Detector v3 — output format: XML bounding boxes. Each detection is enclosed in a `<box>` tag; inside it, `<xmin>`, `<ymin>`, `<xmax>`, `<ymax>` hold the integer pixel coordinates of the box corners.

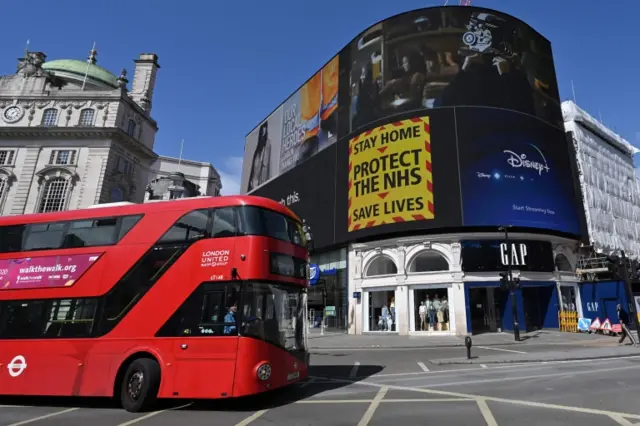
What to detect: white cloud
<box><xmin>217</xmin><ymin>156</ymin><xmax>243</xmax><ymax>195</ymax></box>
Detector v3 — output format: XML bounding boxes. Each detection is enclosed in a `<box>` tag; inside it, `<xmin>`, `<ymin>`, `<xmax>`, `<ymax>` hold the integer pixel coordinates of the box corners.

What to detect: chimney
<box><xmin>130</xmin><ymin>53</ymin><xmax>160</xmax><ymax>114</ymax></box>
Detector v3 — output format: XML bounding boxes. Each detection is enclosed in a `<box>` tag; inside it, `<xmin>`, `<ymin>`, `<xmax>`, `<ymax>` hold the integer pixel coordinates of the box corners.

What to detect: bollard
<box><xmin>465</xmin><ymin>336</ymin><xmax>473</xmax><ymax>360</ymax></box>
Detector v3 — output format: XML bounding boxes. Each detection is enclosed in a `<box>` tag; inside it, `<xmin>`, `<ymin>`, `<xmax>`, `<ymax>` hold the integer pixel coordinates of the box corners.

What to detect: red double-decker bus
<box><xmin>0</xmin><ymin>196</ymin><xmax>310</xmax><ymax>412</ymax></box>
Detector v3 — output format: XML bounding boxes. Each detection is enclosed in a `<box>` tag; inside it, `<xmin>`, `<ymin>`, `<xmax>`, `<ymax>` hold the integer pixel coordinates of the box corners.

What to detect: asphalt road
<box><xmin>1</xmin><ymin>345</ymin><xmax>639</xmax><ymax>426</ymax></box>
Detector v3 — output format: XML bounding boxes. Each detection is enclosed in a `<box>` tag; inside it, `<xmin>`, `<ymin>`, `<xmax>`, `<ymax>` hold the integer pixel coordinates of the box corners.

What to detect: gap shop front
<box><xmin>349</xmin><ymin>236</ymin><xmax>465</xmax><ymax>336</ymax></box>
<box><xmin>348</xmin><ymin>234</ymin><xmax>579</xmax><ymax>336</ymax></box>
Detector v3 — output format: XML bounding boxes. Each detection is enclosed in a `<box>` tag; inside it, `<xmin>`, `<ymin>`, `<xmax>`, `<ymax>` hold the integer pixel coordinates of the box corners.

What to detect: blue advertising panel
<box><xmin>457</xmin><ymin>108</ymin><xmax>581</xmax><ymax>235</ymax></box>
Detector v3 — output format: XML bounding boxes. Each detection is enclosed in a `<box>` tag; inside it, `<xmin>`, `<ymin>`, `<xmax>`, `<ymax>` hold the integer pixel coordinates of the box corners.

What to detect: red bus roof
<box><xmin>0</xmin><ymin>195</ymin><xmax>301</xmax><ymax>225</ymax></box>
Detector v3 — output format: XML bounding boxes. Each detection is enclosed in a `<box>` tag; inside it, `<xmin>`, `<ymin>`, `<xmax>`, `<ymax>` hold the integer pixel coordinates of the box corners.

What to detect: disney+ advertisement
<box><xmin>457</xmin><ymin>108</ymin><xmax>581</xmax><ymax>235</ymax></box>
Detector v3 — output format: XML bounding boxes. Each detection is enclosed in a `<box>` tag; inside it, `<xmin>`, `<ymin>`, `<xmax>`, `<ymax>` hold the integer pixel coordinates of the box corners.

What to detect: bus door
<box><xmin>171</xmin><ymin>282</ymin><xmax>240</xmax><ymax>399</ymax></box>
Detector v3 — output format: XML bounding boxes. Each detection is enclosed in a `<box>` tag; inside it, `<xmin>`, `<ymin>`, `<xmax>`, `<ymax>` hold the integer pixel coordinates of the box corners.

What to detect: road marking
<box><xmin>369</xmin><ymin>355</ymin><xmax>635</xmax><ymax>378</ymax></box>
<box><xmin>609</xmin><ymin>414</ymin><xmax>635</xmax><ymax>425</ymax></box>
<box><xmin>409</xmin><ymin>364</ymin><xmax>640</xmax><ymax>389</ymax></box>
<box><xmin>7</xmin><ymin>408</ymin><xmax>78</xmax><ymax>426</ymax></box>
<box><xmin>477</xmin><ymin>345</ymin><xmax>527</xmax><ymax>354</ymax></box>
<box><xmin>320</xmin><ymin>371</ymin><xmax>640</xmax><ymax>420</ymax></box>
<box><xmin>476</xmin><ymin>398</ymin><xmax>498</xmax><ymax>426</ymax></box>
<box><xmin>297</xmin><ymin>399</ymin><xmax>374</xmax><ymax>404</ymax></box>
<box><xmin>357</xmin><ymin>387</ymin><xmax>388</xmax><ymax>426</ymax></box>
<box><xmin>300</xmin><ymin>377</ymin><xmax>317</xmax><ymax>388</ymax></box>
<box><xmin>480</xmin><ymin>364</ymin><xmax>488</xmax><ymax>369</ymax></box>
<box><xmin>350</xmin><ymin>361</ymin><xmax>360</xmax><ymax>379</ymax></box>
<box><xmin>116</xmin><ymin>403</ymin><xmax>192</xmax><ymax>426</ymax></box>
<box><xmin>417</xmin><ymin>362</ymin><xmax>429</xmax><ymax>372</ymax></box>
<box><xmin>234</xmin><ymin>409</ymin><xmax>268</xmax><ymax>426</ymax></box>
<box><xmin>297</xmin><ymin>398</ymin><xmax>472</xmax><ymax>403</ymax></box>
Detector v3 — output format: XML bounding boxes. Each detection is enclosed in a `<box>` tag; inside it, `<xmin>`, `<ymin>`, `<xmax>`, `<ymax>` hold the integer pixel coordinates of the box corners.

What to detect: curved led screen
<box><xmin>246</xmin><ymin>6</ymin><xmax>586</xmax><ymax>250</ymax></box>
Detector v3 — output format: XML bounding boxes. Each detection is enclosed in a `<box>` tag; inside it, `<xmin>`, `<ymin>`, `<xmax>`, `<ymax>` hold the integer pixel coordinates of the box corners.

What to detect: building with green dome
<box><xmin>0</xmin><ymin>48</ymin><xmax>161</xmax><ymax>214</ymax></box>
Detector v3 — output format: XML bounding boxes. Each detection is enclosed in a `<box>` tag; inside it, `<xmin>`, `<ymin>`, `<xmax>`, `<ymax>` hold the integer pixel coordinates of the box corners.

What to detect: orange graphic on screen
<box><xmin>300</xmin><ymin>72</ymin><xmax>322</xmax><ymax>141</ymax></box>
<box><xmin>321</xmin><ymin>56</ymin><xmax>339</xmax><ymax>120</ymax></box>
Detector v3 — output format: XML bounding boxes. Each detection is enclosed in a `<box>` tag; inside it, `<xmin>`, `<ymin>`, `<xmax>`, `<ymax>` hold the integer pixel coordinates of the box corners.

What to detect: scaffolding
<box><xmin>576</xmin><ymin>252</ymin><xmax>610</xmax><ymax>282</ymax></box>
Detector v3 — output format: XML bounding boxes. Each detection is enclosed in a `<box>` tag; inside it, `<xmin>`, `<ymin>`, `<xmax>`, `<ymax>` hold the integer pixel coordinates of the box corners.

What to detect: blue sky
<box><xmin>1</xmin><ymin>0</ymin><xmax>637</xmax><ymax>194</ymax></box>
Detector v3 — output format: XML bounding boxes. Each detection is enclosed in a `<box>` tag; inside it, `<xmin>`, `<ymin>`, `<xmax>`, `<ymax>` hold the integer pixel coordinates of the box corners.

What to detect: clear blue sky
<box><xmin>1</xmin><ymin>0</ymin><xmax>638</xmax><ymax>194</ymax></box>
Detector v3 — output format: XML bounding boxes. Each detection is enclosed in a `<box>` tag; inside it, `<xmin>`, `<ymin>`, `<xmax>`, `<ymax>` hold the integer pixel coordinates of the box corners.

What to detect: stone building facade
<box><xmin>0</xmin><ymin>48</ymin><xmax>160</xmax><ymax>215</ymax></box>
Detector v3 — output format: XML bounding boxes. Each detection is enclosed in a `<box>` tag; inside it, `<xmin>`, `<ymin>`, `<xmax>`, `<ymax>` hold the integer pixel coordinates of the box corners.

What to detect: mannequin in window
<box><xmin>381</xmin><ymin>303</ymin><xmax>390</xmax><ymax>331</ymax></box>
<box><xmin>426</xmin><ymin>296</ymin><xmax>436</xmax><ymax>331</ymax></box>
<box><xmin>247</xmin><ymin>122</ymin><xmax>271</xmax><ymax>192</ymax></box>
<box><xmin>434</xmin><ymin>294</ymin><xmax>443</xmax><ymax>331</ymax></box>
<box><xmin>419</xmin><ymin>301</ymin><xmax>427</xmax><ymax>331</ymax></box>
<box><xmin>441</xmin><ymin>296</ymin><xmax>449</xmax><ymax>330</ymax></box>
<box><xmin>390</xmin><ymin>297</ymin><xmax>396</xmax><ymax>321</ymax></box>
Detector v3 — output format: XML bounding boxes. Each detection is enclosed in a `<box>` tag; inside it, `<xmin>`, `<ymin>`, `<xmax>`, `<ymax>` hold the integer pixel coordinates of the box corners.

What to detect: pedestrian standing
<box><xmin>617</xmin><ymin>304</ymin><xmax>638</xmax><ymax>346</ymax></box>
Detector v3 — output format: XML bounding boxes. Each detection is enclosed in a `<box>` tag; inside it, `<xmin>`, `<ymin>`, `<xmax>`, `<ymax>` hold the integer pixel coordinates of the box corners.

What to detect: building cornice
<box><xmin>0</xmin><ymin>91</ymin><xmax>159</xmax><ymax>130</ymax></box>
<box><xmin>0</xmin><ymin>126</ymin><xmax>158</xmax><ymax>160</ymax></box>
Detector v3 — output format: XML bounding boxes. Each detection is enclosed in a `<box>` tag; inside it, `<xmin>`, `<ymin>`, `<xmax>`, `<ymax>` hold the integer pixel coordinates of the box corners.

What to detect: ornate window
<box><xmin>0</xmin><ymin>178</ymin><xmax>7</xmax><ymax>212</ymax></box>
<box><xmin>0</xmin><ymin>150</ymin><xmax>15</xmax><ymax>166</ymax></box>
<box><xmin>38</xmin><ymin>177</ymin><xmax>71</xmax><ymax>213</ymax></box>
<box><xmin>365</xmin><ymin>255</ymin><xmax>398</xmax><ymax>277</ymax></box>
<box><xmin>127</xmin><ymin>119</ymin><xmax>136</xmax><ymax>137</ymax></box>
<box><xmin>49</xmin><ymin>150</ymin><xmax>77</xmax><ymax>165</ymax></box>
<box><xmin>555</xmin><ymin>253</ymin><xmax>573</xmax><ymax>272</ymax></box>
<box><xmin>110</xmin><ymin>187</ymin><xmax>125</xmax><ymax>202</ymax></box>
<box><xmin>408</xmin><ymin>250</ymin><xmax>449</xmax><ymax>273</ymax></box>
<box><xmin>41</xmin><ymin>108</ymin><xmax>58</xmax><ymax>126</ymax></box>
<box><xmin>78</xmin><ymin>109</ymin><xmax>95</xmax><ymax>126</ymax></box>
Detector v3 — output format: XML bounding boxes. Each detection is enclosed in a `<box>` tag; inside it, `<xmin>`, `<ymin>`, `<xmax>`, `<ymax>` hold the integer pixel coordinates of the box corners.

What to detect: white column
<box><xmin>396</xmin><ymin>285</ymin><xmax>409</xmax><ymax>335</ymax></box>
<box><xmin>451</xmin><ymin>282</ymin><xmax>467</xmax><ymax>336</ymax></box>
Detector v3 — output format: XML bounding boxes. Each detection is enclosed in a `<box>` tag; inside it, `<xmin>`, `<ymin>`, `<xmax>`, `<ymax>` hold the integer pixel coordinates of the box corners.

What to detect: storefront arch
<box><xmin>364</xmin><ymin>254</ymin><xmax>398</xmax><ymax>277</ymax></box>
<box><xmin>555</xmin><ymin>253</ymin><xmax>573</xmax><ymax>272</ymax></box>
<box><xmin>407</xmin><ymin>250</ymin><xmax>450</xmax><ymax>273</ymax></box>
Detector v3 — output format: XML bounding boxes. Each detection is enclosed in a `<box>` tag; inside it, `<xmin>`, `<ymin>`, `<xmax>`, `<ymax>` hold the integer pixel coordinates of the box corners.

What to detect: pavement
<box><xmin>308</xmin><ymin>328</ymin><xmax>639</xmax><ymax>350</ymax></box>
<box><xmin>1</xmin><ymin>331</ymin><xmax>640</xmax><ymax>425</ymax></box>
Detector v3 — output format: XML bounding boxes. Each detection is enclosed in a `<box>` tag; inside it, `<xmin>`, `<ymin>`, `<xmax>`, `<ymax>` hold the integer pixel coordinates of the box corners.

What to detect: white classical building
<box><xmin>563</xmin><ymin>101</ymin><xmax>640</xmax><ymax>258</ymax></box>
<box><xmin>0</xmin><ymin>48</ymin><xmax>160</xmax><ymax>215</ymax></box>
<box><xmin>145</xmin><ymin>155</ymin><xmax>221</xmax><ymax>201</ymax></box>
<box><xmin>348</xmin><ymin>232</ymin><xmax>580</xmax><ymax>336</ymax></box>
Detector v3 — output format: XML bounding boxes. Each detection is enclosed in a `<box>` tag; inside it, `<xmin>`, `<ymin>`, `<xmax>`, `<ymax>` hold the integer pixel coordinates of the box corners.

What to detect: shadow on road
<box><xmin>0</xmin><ymin>365</ymin><xmax>384</xmax><ymax>412</ymax></box>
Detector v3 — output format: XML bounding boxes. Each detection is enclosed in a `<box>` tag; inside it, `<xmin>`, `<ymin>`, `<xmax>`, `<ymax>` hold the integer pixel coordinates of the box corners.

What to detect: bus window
<box><xmin>43</xmin><ymin>299</ymin><xmax>98</xmax><ymax>338</ymax></box>
<box><xmin>64</xmin><ymin>218</ymin><xmax>118</xmax><ymax>248</ymax></box>
<box><xmin>0</xmin><ymin>300</ymin><xmax>46</xmax><ymax>339</ymax></box>
<box><xmin>159</xmin><ymin>209</ymin><xmax>210</xmax><ymax>243</ymax></box>
<box><xmin>155</xmin><ymin>283</ymin><xmax>240</xmax><ymax>337</ymax></box>
<box><xmin>236</xmin><ymin>206</ymin><xmax>305</xmax><ymax>247</ymax></box>
<box><xmin>241</xmin><ymin>282</ymin><xmax>306</xmax><ymax>351</ymax></box>
<box><xmin>0</xmin><ymin>225</ymin><xmax>26</xmax><ymax>253</ymax></box>
<box><xmin>211</xmin><ymin>208</ymin><xmax>237</xmax><ymax>238</ymax></box>
<box><xmin>23</xmin><ymin>222</ymin><xmax>66</xmax><ymax>251</ymax></box>
<box><xmin>118</xmin><ymin>215</ymin><xmax>142</xmax><ymax>240</ymax></box>
<box><xmin>97</xmin><ymin>244</ymin><xmax>186</xmax><ymax>335</ymax></box>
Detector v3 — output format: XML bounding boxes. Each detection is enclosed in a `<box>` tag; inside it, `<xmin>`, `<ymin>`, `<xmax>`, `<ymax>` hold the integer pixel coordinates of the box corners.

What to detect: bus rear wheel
<box><xmin>120</xmin><ymin>358</ymin><xmax>161</xmax><ymax>413</ymax></box>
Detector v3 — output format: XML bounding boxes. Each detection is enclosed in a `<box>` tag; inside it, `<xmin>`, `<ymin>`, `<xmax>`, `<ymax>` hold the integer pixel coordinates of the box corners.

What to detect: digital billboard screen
<box><xmin>242</xmin><ymin>6</ymin><xmax>585</xmax><ymax>248</ymax></box>
<box><xmin>251</xmin><ymin>144</ymin><xmax>338</xmax><ymax>250</ymax></box>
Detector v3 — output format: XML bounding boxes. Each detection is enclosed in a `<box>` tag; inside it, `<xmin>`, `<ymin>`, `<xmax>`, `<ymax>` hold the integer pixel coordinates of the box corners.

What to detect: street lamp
<box><xmin>498</xmin><ymin>225</ymin><xmax>520</xmax><ymax>342</ymax></box>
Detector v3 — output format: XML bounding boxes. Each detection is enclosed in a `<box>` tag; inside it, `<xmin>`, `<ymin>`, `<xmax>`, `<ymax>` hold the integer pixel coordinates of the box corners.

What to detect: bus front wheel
<box><xmin>120</xmin><ymin>358</ymin><xmax>161</xmax><ymax>413</ymax></box>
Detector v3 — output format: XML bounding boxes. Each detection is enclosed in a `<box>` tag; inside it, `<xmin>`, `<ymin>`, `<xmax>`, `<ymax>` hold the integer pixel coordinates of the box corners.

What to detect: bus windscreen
<box><xmin>0</xmin><ymin>253</ymin><xmax>102</xmax><ymax>290</ymax></box>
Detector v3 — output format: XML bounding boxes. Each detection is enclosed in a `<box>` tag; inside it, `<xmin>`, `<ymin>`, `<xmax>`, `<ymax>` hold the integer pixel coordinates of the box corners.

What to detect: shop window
<box><xmin>408</xmin><ymin>250</ymin><xmax>449</xmax><ymax>273</ymax></box>
<box><xmin>368</xmin><ymin>290</ymin><xmax>396</xmax><ymax>332</ymax></box>
<box><xmin>560</xmin><ymin>286</ymin><xmax>577</xmax><ymax>312</ymax></box>
<box><xmin>555</xmin><ymin>254</ymin><xmax>573</xmax><ymax>272</ymax></box>
<box><xmin>414</xmin><ymin>288</ymin><xmax>450</xmax><ymax>331</ymax></box>
<box><xmin>365</xmin><ymin>255</ymin><xmax>397</xmax><ymax>277</ymax></box>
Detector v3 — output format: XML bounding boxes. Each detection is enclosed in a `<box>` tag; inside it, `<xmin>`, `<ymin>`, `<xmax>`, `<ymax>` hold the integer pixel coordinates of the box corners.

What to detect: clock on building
<box><xmin>2</xmin><ymin>105</ymin><xmax>24</xmax><ymax>123</ymax></box>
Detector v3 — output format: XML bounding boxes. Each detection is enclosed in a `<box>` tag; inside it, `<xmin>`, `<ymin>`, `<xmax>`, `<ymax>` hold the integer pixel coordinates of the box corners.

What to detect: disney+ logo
<box><xmin>503</xmin><ymin>144</ymin><xmax>550</xmax><ymax>176</ymax></box>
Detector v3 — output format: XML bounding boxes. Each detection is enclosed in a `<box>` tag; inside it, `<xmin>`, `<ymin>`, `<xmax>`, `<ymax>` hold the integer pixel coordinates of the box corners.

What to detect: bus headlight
<box><xmin>256</xmin><ymin>363</ymin><xmax>272</xmax><ymax>381</ymax></box>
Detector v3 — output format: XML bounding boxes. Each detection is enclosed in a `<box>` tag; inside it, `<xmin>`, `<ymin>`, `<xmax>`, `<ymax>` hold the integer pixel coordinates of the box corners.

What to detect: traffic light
<box><xmin>499</xmin><ymin>271</ymin><xmax>509</xmax><ymax>291</ymax></box>
<box><xmin>512</xmin><ymin>276</ymin><xmax>521</xmax><ymax>289</ymax></box>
